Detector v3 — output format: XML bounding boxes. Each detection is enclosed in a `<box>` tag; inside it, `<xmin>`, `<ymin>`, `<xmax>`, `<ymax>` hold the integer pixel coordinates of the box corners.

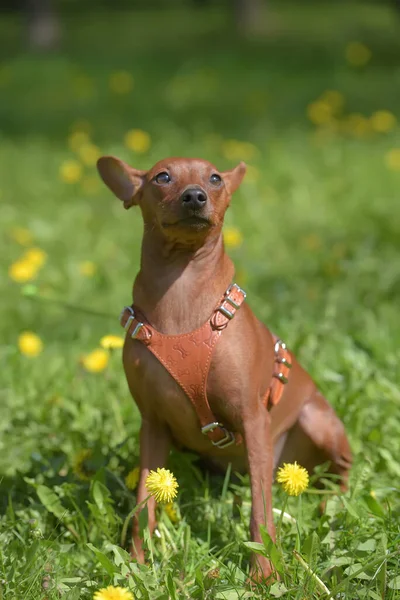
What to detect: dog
<box><xmin>96</xmin><ymin>155</ymin><xmax>352</xmax><ymax>581</ymax></box>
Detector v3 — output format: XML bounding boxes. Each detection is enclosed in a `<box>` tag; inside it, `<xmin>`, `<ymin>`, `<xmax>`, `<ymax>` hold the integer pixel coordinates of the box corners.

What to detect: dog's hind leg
<box><xmin>278</xmin><ymin>390</ymin><xmax>352</xmax><ymax>492</ymax></box>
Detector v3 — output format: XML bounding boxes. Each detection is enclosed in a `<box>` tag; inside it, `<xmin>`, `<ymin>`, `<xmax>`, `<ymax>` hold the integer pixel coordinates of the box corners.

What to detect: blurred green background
<box><xmin>1</xmin><ymin>1</ymin><xmax>400</xmax><ymax>597</ymax></box>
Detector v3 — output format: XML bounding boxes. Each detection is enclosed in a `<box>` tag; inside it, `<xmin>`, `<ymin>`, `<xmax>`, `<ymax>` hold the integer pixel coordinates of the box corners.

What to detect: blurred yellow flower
<box><xmin>24</xmin><ymin>247</ymin><xmax>47</xmax><ymax>268</ymax></box>
<box><xmin>307</xmin><ymin>101</ymin><xmax>334</xmax><ymax>125</ymax></box>
<box><xmin>125</xmin><ymin>466</ymin><xmax>140</xmax><ymax>490</ymax></box>
<box><xmin>221</xmin><ymin>139</ymin><xmax>259</xmax><ymax>162</ymax></box>
<box><xmin>78</xmin><ymin>143</ymin><xmax>101</xmax><ymax>166</ymax></box>
<box><xmin>81</xmin><ymin>176</ymin><xmax>101</xmax><ymax>195</ymax></box>
<box><xmin>9</xmin><ymin>260</ymin><xmax>38</xmax><ymax>283</ymax></box>
<box><xmin>93</xmin><ymin>586</ymin><xmax>134</xmax><ymax>600</ymax></box>
<box><xmin>163</xmin><ymin>502</ymin><xmax>179</xmax><ymax>523</ymax></box>
<box><xmin>320</xmin><ymin>90</ymin><xmax>345</xmax><ymax>112</ymax></box>
<box><xmin>385</xmin><ymin>148</ymin><xmax>400</xmax><ymax>171</ymax></box>
<box><xmin>68</xmin><ymin>130</ymin><xmax>90</xmax><ymax>152</ymax></box>
<box><xmin>145</xmin><ymin>468</ymin><xmax>178</xmax><ymax>504</ymax></box>
<box><xmin>277</xmin><ymin>461</ymin><xmax>309</xmax><ymax>496</ymax></box>
<box><xmin>301</xmin><ymin>233</ymin><xmax>322</xmax><ymax>251</ymax></box>
<box><xmin>79</xmin><ymin>261</ymin><xmax>97</xmax><ymax>276</ymax></box>
<box><xmin>370</xmin><ymin>110</ymin><xmax>397</xmax><ymax>133</ymax></box>
<box><xmin>224</xmin><ymin>226</ymin><xmax>243</xmax><ymax>249</ymax></box>
<box><xmin>124</xmin><ymin>129</ymin><xmax>151</xmax><ymax>153</ymax></box>
<box><xmin>81</xmin><ymin>348</ymin><xmax>109</xmax><ymax>373</ymax></box>
<box><xmin>18</xmin><ymin>331</ymin><xmax>43</xmax><ymax>358</ymax></box>
<box><xmin>345</xmin><ymin>42</ymin><xmax>371</xmax><ymax>67</ymax></box>
<box><xmin>100</xmin><ymin>334</ymin><xmax>124</xmax><ymax>350</ymax></box>
<box><xmin>341</xmin><ymin>113</ymin><xmax>370</xmax><ymax>137</ymax></box>
<box><xmin>59</xmin><ymin>160</ymin><xmax>83</xmax><ymax>184</ymax></box>
<box><xmin>72</xmin><ymin>448</ymin><xmax>93</xmax><ymax>481</ymax></box>
<box><xmin>9</xmin><ymin>227</ymin><xmax>33</xmax><ymax>246</ymax></box>
<box><xmin>109</xmin><ymin>70</ymin><xmax>134</xmax><ymax>94</ymax></box>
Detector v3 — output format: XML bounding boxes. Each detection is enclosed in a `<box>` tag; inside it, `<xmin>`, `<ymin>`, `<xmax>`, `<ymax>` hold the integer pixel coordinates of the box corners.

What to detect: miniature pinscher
<box><xmin>96</xmin><ymin>155</ymin><xmax>352</xmax><ymax>581</ymax></box>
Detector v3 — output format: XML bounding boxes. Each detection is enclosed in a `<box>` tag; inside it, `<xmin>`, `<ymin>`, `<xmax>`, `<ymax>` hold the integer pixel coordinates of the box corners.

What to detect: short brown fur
<box><xmin>97</xmin><ymin>155</ymin><xmax>352</xmax><ymax>581</ymax></box>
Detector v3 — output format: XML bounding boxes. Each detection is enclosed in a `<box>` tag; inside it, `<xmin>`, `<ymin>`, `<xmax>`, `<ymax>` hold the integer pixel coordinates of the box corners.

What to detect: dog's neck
<box><xmin>133</xmin><ymin>227</ymin><xmax>234</xmax><ymax>334</ymax></box>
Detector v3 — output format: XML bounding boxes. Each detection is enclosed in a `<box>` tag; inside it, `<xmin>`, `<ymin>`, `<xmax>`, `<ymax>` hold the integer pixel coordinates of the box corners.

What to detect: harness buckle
<box><xmin>201</xmin><ymin>422</ymin><xmax>235</xmax><ymax>449</ymax></box>
<box><xmin>122</xmin><ymin>306</ymin><xmax>135</xmax><ymax>331</ymax></box>
<box><xmin>216</xmin><ymin>283</ymin><xmax>247</xmax><ymax>320</ymax></box>
<box><xmin>131</xmin><ymin>322</ymin><xmax>145</xmax><ymax>339</ymax></box>
<box><xmin>226</xmin><ymin>283</ymin><xmax>247</xmax><ymax>304</ymax></box>
<box><xmin>121</xmin><ymin>306</ymin><xmax>146</xmax><ymax>339</ymax></box>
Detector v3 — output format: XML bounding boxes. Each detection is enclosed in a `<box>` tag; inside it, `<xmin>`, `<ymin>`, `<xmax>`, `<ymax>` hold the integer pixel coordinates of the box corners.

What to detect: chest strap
<box><xmin>120</xmin><ymin>283</ymin><xmax>291</xmax><ymax>449</ymax></box>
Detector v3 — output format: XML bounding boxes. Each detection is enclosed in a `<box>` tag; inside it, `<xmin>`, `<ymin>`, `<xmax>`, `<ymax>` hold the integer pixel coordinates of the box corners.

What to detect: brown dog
<box><xmin>96</xmin><ymin>155</ymin><xmax>352</xmax><ymax>580</ymax></box>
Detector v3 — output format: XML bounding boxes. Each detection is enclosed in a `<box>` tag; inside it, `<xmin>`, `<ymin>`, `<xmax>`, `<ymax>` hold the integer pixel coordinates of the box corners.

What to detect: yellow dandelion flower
<box><xmin>277</xmin><ymin>462</ymin><xmax>309</xmax><ymax>496</ymax></box>
<box><xmin>125</xmin><ymin>466</ymin><xmax>140</xmax><ymax>490</ymax></box>
<box><xmin>79</xmin><ymin>261</ymin><xmax>97</xmax><ymax>276</ymax></box>
<box><xmin>93</xmin><ymin>586</ymin><xmax>134</xmax><ymax>600</ymax></box>
<box><xmin>100</xmin><ymin>334</ymin><xmax>124</xmax><ymax>350</ymax></box>
<box><xmin>78</xmin><ymin>143</ymin><xmax>101</xmax><ymax>166</ymax></box>
<box><xmin>385</xmin><ymin>148</ymin><xmax>400</xmax><ymax>171</ymax></box>
<box><xmin>72</xmin><ymin>449</ymin><xmax>94</xmax><ymax>481</ymax></box>
<box><xmin>370</xmin><ymin>110</ymin><xmax>397</xmax><ymax>133</ymax></box>
<box><xmin>124</xmin><ymin>129</ymin><xmax>151</xmax><ymax>153</ymax></box>
<box><xmin>109</xmin><ymin>71</ymin><xmax>134</xmax><ymax>94</ymax></box>
<box><xmin>18</xmin><ymin>331</ymin><xmax>43</xmax><ymax>358</ymax></box>
<box><xmin>320</xmin><ymin>90</ymin><xmax>345</xmax><ymax>112</ymax></box>
<box><xmin>80</xmin><ymin>348</ymin><xmax>109</xmax><ymax>373</ymax></box>
<box><xmin>145</xmin><ymin>468</ymin><xmax>178</xmax><ymax>504</ymax></box>
<box><xmin>224</xmin><ymin>226</ymin><xmax>243</xmax><ymax>249</ymax></box>
<box><xmin>68</xmin><ymin>130</ymin><xmax>90</xmax><ymax>152</ymax></box>
<box><xmin>9</xmin><ymin>260</ymin><xmax>38</xmax><ymax>283</ymax></box>
<box><xmin>9</xmin><ymin>226</ymin><xmax>33</xmax><ymax>246</ymax></box>
<box><xmin>59</xmin><ymin>160</ymin><xmax>83</xmax><ymax>184</ymax></box>
<box><xmin>307</xmin><ymin>101</ymin><xmax>334</xmax><ymax>126</ymax></box>
<box><xmin>81</xmin><ymin>176</ymin><xmax>100</xmax><ymax>195</ymax></box>
<box><xmin>163</xmin><ymin>502</ymin><xmax>179</xmax><ymax>523</ymax></box>
<box><xmin>345</xmin><ymin>42</ymin><xmax>371</xmax><ymax>67</ymax></box>
<box><xmin>23</xmin><ymin>247</ymin><xmax>47</xmax><ymax>268</ymax></box>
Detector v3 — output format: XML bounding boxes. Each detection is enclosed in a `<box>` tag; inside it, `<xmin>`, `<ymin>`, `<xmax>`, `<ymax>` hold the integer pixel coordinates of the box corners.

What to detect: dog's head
<box><xmin>97</xmin><ymin>156</ymin><xmax>246</xmax><ymax>243</ymax></box>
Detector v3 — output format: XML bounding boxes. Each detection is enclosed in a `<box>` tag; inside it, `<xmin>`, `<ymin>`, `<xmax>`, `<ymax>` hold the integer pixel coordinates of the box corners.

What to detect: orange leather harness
<box><xmin>120</xmin><ymin>283</ymin><xmax>291</xmax><ymax>449</ymax></box>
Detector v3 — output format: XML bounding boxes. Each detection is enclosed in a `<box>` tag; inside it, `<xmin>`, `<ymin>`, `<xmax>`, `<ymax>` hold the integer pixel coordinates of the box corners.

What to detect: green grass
<box><xmin>1</xmin><ymin>1</ymin><xmax>400</xmax><ymax>598</ymax></box>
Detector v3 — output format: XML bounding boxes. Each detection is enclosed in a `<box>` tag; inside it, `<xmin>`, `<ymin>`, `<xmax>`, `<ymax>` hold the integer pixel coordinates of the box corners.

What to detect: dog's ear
<box><xmin>222</xmin><ymin>162</ymin><xmax>247</xmax><ymax>195</ymax></box>
<box><xmin>97</xmin><ymin>155</ymin><xmax>146</xmax><ymax>209</ymax></box>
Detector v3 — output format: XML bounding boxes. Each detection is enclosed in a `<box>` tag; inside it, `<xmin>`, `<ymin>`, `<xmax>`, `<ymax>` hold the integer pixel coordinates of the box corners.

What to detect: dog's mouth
<box><xmin>162</xmin><ymin>215</ymin><xmax>212</xmax><ymax>229</ymax></box>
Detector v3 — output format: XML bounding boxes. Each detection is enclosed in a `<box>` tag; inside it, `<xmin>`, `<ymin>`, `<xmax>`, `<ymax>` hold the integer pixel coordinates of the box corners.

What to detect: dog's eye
<box><xmin>155</xmin><ymin>172</ymin><xmax>171</xmax><ymax>184</ymax></box>
<box><xmin>210</xmin><ymin>173</ymin><xmax>222</xmax><ymax>186</ymax></box>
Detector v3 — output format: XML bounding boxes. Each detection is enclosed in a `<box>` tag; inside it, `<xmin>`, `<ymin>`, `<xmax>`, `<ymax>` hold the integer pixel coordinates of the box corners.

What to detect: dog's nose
<box><xmin>181</xmin><ymin>188</ymin><xmax>207</xmax><ymax>210</ymax></box>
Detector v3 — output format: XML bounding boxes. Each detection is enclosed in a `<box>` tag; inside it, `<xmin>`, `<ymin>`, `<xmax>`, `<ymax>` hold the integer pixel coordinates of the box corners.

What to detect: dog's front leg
<box><xmin>131</xmin><ymin>418</ymin><xmax>171</xmax><ymax>562</ymax></box>
<box><xmin>244</xmin><ymin>408</ymin><xmax>276</xmax><ymax>582</ymax></box>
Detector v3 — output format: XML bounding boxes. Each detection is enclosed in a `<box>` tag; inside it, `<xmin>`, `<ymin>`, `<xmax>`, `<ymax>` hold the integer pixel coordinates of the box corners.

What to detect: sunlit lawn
<box><xmin>1</xmin><ymin>2</ymin><xmax>400</xmax><ymax>598</ymax></box>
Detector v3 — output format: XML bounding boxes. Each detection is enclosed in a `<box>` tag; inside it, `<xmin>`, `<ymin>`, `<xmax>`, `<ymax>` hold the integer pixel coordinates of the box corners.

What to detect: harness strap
<box><xmin>262</xmin><ymin>337</ymin><xmax>292</xmax><ymax>408</ymax></box>
<box><xmin>120</xmin><ymin>284</ymin><xmax>291</xmax><ymax>450</ymax></box>
<box><xmin>120</xmin><ymin>284</ymin><xmax>246</xmax><ymax>448</ymax></box>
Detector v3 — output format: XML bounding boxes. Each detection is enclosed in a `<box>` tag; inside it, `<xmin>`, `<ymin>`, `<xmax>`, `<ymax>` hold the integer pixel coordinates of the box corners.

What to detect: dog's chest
<box><xmin>122</xmin><ymin>336</ymin><xmax>243</xmax><ymax>454</ymax></box>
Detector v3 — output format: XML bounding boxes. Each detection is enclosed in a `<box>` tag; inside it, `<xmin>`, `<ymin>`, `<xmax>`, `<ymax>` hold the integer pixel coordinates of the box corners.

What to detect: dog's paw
<box><xmin>247</xmin><ymin>557</ymin><xmax>279</xmax><ymax>586</ymax></box>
